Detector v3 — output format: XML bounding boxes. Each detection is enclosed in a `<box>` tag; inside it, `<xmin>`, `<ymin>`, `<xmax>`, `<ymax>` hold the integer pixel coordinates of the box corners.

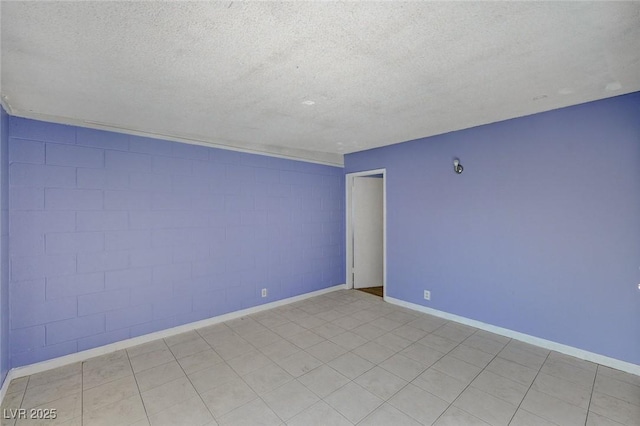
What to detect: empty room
<box><xmin>0</xmin><ymin>2</ymin><xmax>639</xmax><ymax>425</ymax></box>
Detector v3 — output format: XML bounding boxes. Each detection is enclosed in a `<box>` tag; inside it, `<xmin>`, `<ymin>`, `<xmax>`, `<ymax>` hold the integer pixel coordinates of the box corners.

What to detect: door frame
<box><xmin>346</xmin><ymin>168</ymin><xmax>387</xmax><ymax>300</ymax></box>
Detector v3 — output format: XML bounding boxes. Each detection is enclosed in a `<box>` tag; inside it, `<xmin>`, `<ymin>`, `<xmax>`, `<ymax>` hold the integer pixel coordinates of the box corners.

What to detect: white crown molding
<box><xmin>6</xmin><ymin>108</ymin><xmax>344</xmax><ymax>167</ymax></box>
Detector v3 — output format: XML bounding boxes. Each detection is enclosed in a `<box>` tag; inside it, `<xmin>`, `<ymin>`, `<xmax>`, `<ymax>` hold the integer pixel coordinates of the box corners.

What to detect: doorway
<box><xmin>346</xmin><ymin>169</ymin><xmax>386</xmax><ymax>299</ymax></box>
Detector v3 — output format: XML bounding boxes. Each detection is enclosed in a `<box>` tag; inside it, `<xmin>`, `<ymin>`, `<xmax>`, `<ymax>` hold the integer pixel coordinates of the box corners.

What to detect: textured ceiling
<box><xmin>2</xmin><ymin>2</ymin><xmax>639</xmax><ymax>165</ymax></box>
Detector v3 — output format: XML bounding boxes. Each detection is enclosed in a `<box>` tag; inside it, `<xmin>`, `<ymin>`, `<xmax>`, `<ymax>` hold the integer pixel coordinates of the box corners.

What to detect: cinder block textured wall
<box><xmin>8</xmin><ymin>117</ymin><xmax>345</xmax><ymax>367</ymax></box>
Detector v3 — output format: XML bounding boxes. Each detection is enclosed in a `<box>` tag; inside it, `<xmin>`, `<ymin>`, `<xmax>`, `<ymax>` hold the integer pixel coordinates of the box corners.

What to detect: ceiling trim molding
<box><xmin>7</xmin><ymin>108</ymin><xmax>345</xmax><ymax>167</ymax></box>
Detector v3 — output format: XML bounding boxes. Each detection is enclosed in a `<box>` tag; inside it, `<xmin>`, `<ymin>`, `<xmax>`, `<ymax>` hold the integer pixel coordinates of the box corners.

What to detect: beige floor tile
<box><xmin>295</xmin><ymin>314</ymin><xmax>326</xmax><ymax>330</ymax></box>
<box><xmin>83</xmin><ymin>394</ymin><xmax>147</xmax><ymax>426</ymax></box>
<box><xmin>177</xmin><ymin>349</ymin><xmax>223</xmax><ymax>375</ymax></box>
<box><xmin>351</xmin><ymin>324</ymin><xmax>386</xmax><ymax>341</ymax></box>
<box><xmin>497</xmin><ymin>345</ymin><xmax>547</xmax><ymax>370</ymax></box>
<box><xmin>390</xmin><ymin>325</ymin><xmax>428</xmax><ymax>342</ymax></box>
<box><xmin>82</xmin><ymin>350</ymin><xmax>128</xmax><ymax>371</ymax></box>
<box><xmin>590</xmin><ymin>391</ymin><xmax>640</xmax><ymax>426</ymax></box>
<box><xmin>21</xmin><ymin>374</ymin><xmax>81</xmax><ymax>409</ymax></box>
<box><xmin>305</xmin><ymin>341</ymin><xmax>347</xmax><ymax>363</ymax></box>
<box><xmin>5</xmin><ymin>377</ymin><xmax>29</xmax><ymax>396</ymax></box>
<box><xmin>148</xmin><ymin>395</ymin><xmax>214</xmax><ymax>426</ymax></box>
<box><xmin>275</xmin><ymin>350</ymin><xmax>322</xmax><ymax>378</ymax></box>
<box><xmin>83</xmin><ymin>375</ymin><xmax>139</xmax><ymax>413</ymax></box>
<box><xmin>272</xmin><ymin>322</ymin><xmax>307</xmax><ymax>338</ymax></box>
<box><xmin>521</xmin><ymin>388</ymin><xmax>587</xmax><ymax>426</ymax></box>
<box><xmin>241</xmin><ymin>363</ymin><xmax>293</xmax><ymax>395</ymax></box>
<box><xmin>83</xmin><ymin>355</ymin><xmax>133</xmax><ymax>390</ymax></box>
<box><xmin>359</xmin><ymin>403</ymin><xmax>421</xmax><ymax>426</ymax></box>
<box><xmin>140</xmin><ymin>376</ymin><xmax>198</xmax><ymax>415</ymax></box>
<box><xmin>586</xmin><ymin>411</ymin><xmax>627</xmax><ymax>426</ymax></box>
<box><xmin>594</xmin><ymin>373</ymin><xmax>640</xmax><ymax>407</ymax></box>
<box><xmin>286</xmin><ymin>330</ymin><xmax>324</xmax><ymax>349</ymax></box>
<box><xmin>327</xmin><ymin>352</ymin><xmax>374</xmax><ymax>380</ymax></box>
<box><xmin>453</xmin><ymin>386</ymin><xmax>518</xmax><ymax>426</ymax></box>
<box><xmin>310</xmin><ymin>322</ymin><xmax>346</xmax><ymax>339</ymax></box>
<box><xmin>449</xmin><ymin>344</ymin><xmax>495</xmax><ymax>368</ymax></box>
<box><xmin>226</xmin><ymin>350</ymin><xmax>271</xmax><ymax>376</ymax></box>
<box><xmin>330</xmin><ymin>315</ymin><xmax>368</xmax><ymax>331</ymax></box>
<box><xmin>485</xmin><ymin>357</ymin><xmax>537</xmax><ymax>387</ymax></box>
<box><xmin>354</xmin><ymin>366</ymin><xmax>408</xmax><ymax>400</ymax></box>
<box><xmin>413</xmin><ymin>367</ymin><xmax>468</xmax><ymax>403</ymax></box>
<box><xmin>374</xmin><ymin>333</ymin><xmax>412</xmax><ymax>352</ymax></box>
<box><xmin>433</xmin><ymin>406</ymin><xmax>491</xmax><ymax>426</ymax></box>
<box><xmin>27</xmin><ymin>364</ymin><xmax>81</xmax><ymax>389</ymax></box>
<box><xmin>540</xmin><ymin>356</ymin><xmax>596</xmax><ymax>388</ymax></box>
<box><xmin>462</xmin><ymin>334</ymin><xmax>507</xmax><ymax>355</ymax></box>
<box><xmin>262</xmin><ymin>380</ymin><xmax>319</xmax><ymax>421</ymax></box>
<box><xmin>547</xmin><ymin>351</ymin><xmax>597</xmax><ymax>372</ymax></box>
<box><xmin>388</xmin><ymin>383</ymin><xmax>448</xmax><ymax>425</ymax></box>
<box><xmin>259</xmin><ymin>340</ymin><xmax>301</xmax><ymax>361</ymax></box>
<box><xmin>418</xmin><ymin>334</ymin><xmax>459</xmax><ymax>353</ymax></box>
<box><xmin>431</xmin><ymin>354</ymin><xmax>481</xmax><ymax>384</ymax></box>
<box><xmin>352</xmin><ymin>341</ymin><xmax>396</xmax><ymax>364</ymax></box>
<box><xmin>199</xmin><ymin>378</ymin><xmax>257</xmax><ymax>418</ymax></box>
<box><xmin>369</xmin><ymin>317</ymin><xmax>403</xmax><ymax>332</ymax></box>
<box><xmin>127</xmin><ymin>340</ymin><xmax>168</xmax><ymax>359</ymax></box>
<box><xmin>379</xmin><ymin>354</ymin><xmax>426</xmax><ymax>381</ymax></box>
<box><xmin>408</xmin><ymin>316</ymin><xmax>447</xmax><ymax>334</ymax></box>
<box><xmin>217</xmin><ymin>399</ymin><xmax>281</xmax><ymax>426</ymax></box>
<box><xmin>597</xmin><ymin>366</ymin><xmax>640</xmax><ymax>388</ymax></box>
<box><xmin>134</xmin><ymin>360</ymin><xmax>186</xmax><ymax>392</ymax></box>
<box><xmin>17</xmin><ymin>393</ymin><xmax>81</xmax><ymax>426</ymax></box>
<box><xmin>329</xmin><ymin>331</ymin><xmax>368</xmax><ymax>351</ymax></box>
<box><xmin>167</xmin><ymin>337</ymin><xmax>211</xmax><ymax>359</ymax></box>
<box><xmin>401</xmin><ymin>342</ymin><xmax>445</xmax><ymax>367</ymax></box>
<box><xmin>164</xmin><ymin>330</ymin><xmax>202</xmax><ymax>347</ymax></box>
<box><xmin>188</xmin><ymin>362</ymin><xmax>239</xmax><ymax>395</ymax></box>
<box><xmin>129</xmin><ymin>348</ymin><xmax>176</xmax><ymax>374</ymax></box>
<box><xmin>286</xmin><ymin>401</ymin><xmax>352</xmax><ymax>426</ymax></box>
<box><xmin>211</xmin><ymin>338</ymin><xmax>254</xmax><ymax>361</ymax></box>
<box><xmin>470</xmin><ymin>369</ymin><xmax>529</xmax><ymax>406</ymax></box>
<box><xmin>532</xmin><ymin>371</ymin><xmax>592</xmax><ymax>408</ymax></box>
<box><xmin>243</xmin><ymin>329</ymin><xmax>283</xmax><ymax>348</ymax></box>
<box><xmin>510</xmin><ymin>409</ymin><xmax>558</xmax><ymax>426</ymax></box>
<box><xmin>432</xmin><ymin>323</ymin><xmax>476</xmax><ymax>342</ymax></box>
<box><xmin>297</xmin><ymin>365</ymin><xmax>350</xmax><ymax>398</ymax></box>
<box><xmin>325</xmin><ymin>382</ymin><xmax>383</xmax><ymax>424</ymax></box>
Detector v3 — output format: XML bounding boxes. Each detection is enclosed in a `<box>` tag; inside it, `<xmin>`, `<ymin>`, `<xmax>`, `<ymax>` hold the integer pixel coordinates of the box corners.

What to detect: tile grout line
<box><xmin>428</xmin><ymin>329</ymin><xmax>510</xmax><ymax>426</ymax></box>
<box><xmin>506</xmin><ymin>350</ymin><xmax>552</xmax><ymax>425</ymax></box>
<box><xmin>584</xmin><ymin>364</ymin><xmax>598</xmax><ymax>426</ymax></box>
<box><xmin>124</xmin><ymin>348</ymin><xmax>151</xmax><ymax>425</ymax></box>
<box><xmin>171</xmin><ymin>331</ymin><xmax>230</xmax><ymax>423</ymax></box>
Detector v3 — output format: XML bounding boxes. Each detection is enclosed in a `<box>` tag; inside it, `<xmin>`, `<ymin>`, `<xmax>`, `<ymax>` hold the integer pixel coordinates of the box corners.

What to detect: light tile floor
<box><xmin>2</xmin><ymin>290</ymin><xmax>639</xmax><ymax>425</ymax></box>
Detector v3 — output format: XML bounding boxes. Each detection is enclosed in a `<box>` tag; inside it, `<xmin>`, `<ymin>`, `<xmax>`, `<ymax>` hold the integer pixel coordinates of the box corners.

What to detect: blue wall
<box><xmin>1</xmin><ymin>106</ymin><xmax>9</xmax><ymax>385</ymax></box>
<box><xmin>345</xmin><ymin>92</ymin><xmax>640</xmax><ymax>365</ymax></box>
<box><xmin>8</xmin><ymin>117</ymin><xmax>345</xmax><ymax>367</ymax></box>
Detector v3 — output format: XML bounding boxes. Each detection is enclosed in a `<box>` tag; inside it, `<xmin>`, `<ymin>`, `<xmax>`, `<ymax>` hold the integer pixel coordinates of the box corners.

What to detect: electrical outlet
<box><xmin>261</xmin><ymin>288</ymin><xmax>268</xmax><ymax>298</ymax></box>
<box><xmin>424</xmin><ymin>290</ymin><xmax>431</xmax><ymax>301</ymax></box>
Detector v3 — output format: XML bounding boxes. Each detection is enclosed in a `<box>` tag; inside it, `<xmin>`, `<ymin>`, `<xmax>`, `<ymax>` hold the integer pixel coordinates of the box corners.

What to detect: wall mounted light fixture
<box><xmin>453</xmin><ymin>158</ymin><xmax>463</xmax><ymax>174</ymax></box>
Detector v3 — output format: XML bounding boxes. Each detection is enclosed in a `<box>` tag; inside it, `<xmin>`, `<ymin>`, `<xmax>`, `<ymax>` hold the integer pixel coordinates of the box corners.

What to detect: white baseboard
<box><xmin>385</xmin><ymin>296</ymin><xmax>640</xmax><ymax>377</ymax></box>
<box><xmin>0</xmin><ymin>283</ymin><xmax>347</xmax><ymax>402</ymax></box>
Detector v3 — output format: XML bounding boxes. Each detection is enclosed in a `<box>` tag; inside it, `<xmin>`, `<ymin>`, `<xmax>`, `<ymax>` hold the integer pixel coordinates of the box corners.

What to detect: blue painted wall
<box><xmin>345</xmin><ymin>92</ymin><xmax>640</xmax><ymax>365</ymax></box>
<box><xmin>1</xmin><ymin>106</ymin><xmax>9</xmax><ymax>385</ymax></box>
<box><xmin>8</xmin><ymin>117</ymin><xmax>345</xmax><ymax>367</ymax></box>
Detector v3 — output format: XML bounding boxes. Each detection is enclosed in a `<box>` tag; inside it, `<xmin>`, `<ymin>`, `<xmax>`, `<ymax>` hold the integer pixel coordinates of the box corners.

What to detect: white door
<box><xmin>352</xmin><ymin>176</ymin><xmax>383</xmax><ymax>289</ymax></box>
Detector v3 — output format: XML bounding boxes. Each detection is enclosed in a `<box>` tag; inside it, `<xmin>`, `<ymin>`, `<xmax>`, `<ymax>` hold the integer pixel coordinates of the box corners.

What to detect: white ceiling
<box><xmin>2</xmin><ymin>2</ymin><xmax>639</xmax><ymax>165</ymax></box>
